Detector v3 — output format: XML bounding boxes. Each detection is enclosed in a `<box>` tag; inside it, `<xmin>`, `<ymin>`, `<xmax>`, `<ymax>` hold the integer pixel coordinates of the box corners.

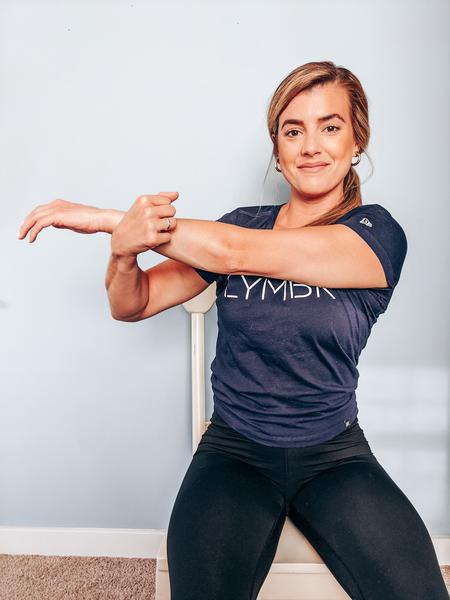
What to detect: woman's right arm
<box><xmin>105</xmin><ymin>192</ymin><xmax>211</xmax><ymax>321</ymax></box>
<box><xmin>19</xmin><ymin>193</ymin><xmax>210</xmax><ymax>321</ymax></box>
<box><xmin>106</xmin><ymin>192</ymin><xmax>210</xmax><ymax>321</ymax></box>
<box><xmin>105</xmin><ymin>255</ymin><xmax>209</xmax><ymax>321</ymax></box>
<box><xmin>105</xmin><ymin>254</ymin><xmax>149</xmax><ymax>321</ymax></box>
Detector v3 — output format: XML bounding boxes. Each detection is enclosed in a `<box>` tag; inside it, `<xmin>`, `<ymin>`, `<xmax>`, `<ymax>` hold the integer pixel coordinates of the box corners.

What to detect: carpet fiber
<box><xmin>1</xmin><ymin>554</ymin><xmax>449</xmax><ymax>599</ymax></box>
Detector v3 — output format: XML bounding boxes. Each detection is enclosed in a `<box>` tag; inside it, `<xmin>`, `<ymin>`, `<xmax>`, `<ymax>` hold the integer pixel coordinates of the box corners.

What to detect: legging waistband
<box><xmin>198</xmin><ymin>407</ymin><xmax>374</xmax><ymax>504</ymax></box>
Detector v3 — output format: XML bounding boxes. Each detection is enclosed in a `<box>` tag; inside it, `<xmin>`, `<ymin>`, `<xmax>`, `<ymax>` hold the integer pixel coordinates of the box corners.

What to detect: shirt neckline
<box><xmin>271</xmin><ymin>203</ymin><xmax>287</xmax><ymax>229</ymax></box>
<box><xmin>271</xmin><ymin>202</ymin><xmax>373</xmax><ymax>229</ymax></box>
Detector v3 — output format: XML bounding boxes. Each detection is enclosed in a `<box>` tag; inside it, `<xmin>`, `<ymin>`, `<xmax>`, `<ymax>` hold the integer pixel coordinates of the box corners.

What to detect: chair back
<box><xmin>182</xmin><ymin>281</ymin><xmax>217</xmax><ymax>454</ymax></box>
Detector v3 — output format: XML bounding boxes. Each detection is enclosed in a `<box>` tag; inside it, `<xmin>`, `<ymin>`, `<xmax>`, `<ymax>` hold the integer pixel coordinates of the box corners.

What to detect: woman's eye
<box><xmin>286</xmin><ymin>126</ymin><xmax>340</xmax><ymax>137</ymax></box>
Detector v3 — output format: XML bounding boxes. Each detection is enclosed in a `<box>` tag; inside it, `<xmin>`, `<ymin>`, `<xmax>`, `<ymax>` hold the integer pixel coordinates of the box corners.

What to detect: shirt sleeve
<box><xmin>192</xmin><ymin>208</ymin><xmax>239</xmax><ymax>284</ymax></box>
<box><xmin>338</xmin><ymin>204</ymin><xmax>408</xmax><ymax>289</ymax></box>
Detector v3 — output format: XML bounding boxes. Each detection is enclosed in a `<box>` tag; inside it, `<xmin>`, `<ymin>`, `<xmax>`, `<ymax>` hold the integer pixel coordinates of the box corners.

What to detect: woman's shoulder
<box><xmin>339</xmin><ymin>202</ymin><xmax>406</xmax><ymax>236</ymax></box>
<box><xmin>341</xmin><ymin>202</ymin><xmax>395</xmax><ymax>218</ymax></box>
<box><xmin>338</xmin><ymin>201</ymin><xmax>408</xmax><ymax>290</ymax></box>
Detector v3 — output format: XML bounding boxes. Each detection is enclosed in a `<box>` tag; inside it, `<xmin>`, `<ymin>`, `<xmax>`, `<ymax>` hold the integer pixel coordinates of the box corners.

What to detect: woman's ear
<box><xmin>271</xmin><ymin>133</ymin><xmax>278</xmax><ymax>156</ymax></box>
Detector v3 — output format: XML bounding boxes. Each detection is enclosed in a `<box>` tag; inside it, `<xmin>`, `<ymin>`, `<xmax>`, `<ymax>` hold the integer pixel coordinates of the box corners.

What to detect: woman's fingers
<box><xmin>27</xmin><ymin>214</ymin><xmax>57</xmax><ymax>243</ymax></box>
<box><xmin>18</xmin><ymin>199</ymin><xmax>106</xmax><ymax>241</ymax></box>
<box><xmin>18</xmin><ymin>200</ymin><xmax>61</xmax><ymax>240</ymax></box>
<box><xmin>156</xmin><ymin>215</ymin><xmax>176</xmax><ymax>233</ymax></box>
<box><xmin>18</xmin><ymin>212</ymin><xmax>43</xmax><ymax>240</ymax></box>
<box><xmin>19</xmin><ymin>204</ymin><xmax>59</xmax><ymax>241</ymax></box>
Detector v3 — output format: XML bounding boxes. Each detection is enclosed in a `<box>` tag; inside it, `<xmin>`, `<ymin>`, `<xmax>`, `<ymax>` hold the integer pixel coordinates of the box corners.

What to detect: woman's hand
<box><xmin>110</xmin><ymin>192</ymin><xmax>178</xmax><ymax>258</ymax></box>
<box><xmin>18</xmin><ymin>199</ymin><xmax>125</xmax><ymax>242</ymax></box>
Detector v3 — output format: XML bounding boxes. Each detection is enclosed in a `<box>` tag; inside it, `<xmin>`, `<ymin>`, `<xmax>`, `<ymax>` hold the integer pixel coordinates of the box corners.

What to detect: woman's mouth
<box><xmin>298</xmin><ymin>164</ymin><xmax>329</xmax><ymax>172</ymax></box>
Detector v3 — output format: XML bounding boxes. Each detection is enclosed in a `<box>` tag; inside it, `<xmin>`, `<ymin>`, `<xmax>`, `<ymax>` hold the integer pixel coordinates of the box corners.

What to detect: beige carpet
<box><xmin>1</xmin><ymin>554</ymin><xmax>449</xmax><ymax>599</ymax></box>
<box><xmin>0</xmin><ymin>555</ymin><xmax>156</xmax><ymax>600</ymax></box>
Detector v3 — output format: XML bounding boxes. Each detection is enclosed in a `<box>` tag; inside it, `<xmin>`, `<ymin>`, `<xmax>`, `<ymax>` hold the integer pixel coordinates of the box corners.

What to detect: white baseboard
<box><xmin>1</xmin><ymin>527</ymin><xmax>449</xmax><ymax>565</ymax></box>
<box><xmin>0</xmin><ymin>527</ymin><xmax>165</xmax><ymax>559</ymax></box>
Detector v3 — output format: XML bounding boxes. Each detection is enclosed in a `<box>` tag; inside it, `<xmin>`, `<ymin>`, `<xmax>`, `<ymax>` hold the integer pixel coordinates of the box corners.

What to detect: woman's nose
<box><xmin>300</xmin><ymin>132</ymin><xmax>321</xmax><ymax>155</ymax></box>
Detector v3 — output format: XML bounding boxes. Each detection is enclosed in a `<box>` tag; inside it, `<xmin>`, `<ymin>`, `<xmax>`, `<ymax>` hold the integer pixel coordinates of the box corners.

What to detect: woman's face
<box><xmin>273</xmin><ymin>82</ymin><xmax>359</xmax><ymax>201</ymax></box>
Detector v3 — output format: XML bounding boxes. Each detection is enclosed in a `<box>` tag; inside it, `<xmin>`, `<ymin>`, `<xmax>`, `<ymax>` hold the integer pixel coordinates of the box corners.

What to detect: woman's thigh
<box><xmin>167</xmin><ymin>448</ymin><xmax>287</xmax><ymax>600</ymax></box>
<box><xmin>288</xmin><ymin>454</ymin><xmax>449</xmax><ymax>600</ymax></box>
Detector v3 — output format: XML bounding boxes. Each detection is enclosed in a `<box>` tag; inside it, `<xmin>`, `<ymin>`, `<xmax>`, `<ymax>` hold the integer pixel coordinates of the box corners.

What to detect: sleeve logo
<box><xmin>359</xmin><ymin>217</ymin><xmax>372</xmax><ymax>227</ymax></box>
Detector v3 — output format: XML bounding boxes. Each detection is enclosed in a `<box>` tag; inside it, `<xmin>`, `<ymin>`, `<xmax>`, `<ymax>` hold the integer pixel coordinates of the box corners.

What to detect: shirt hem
<box><xmin>213</xmin><ymin>402</ymin><xmax>359</xmax><ymax>449</ymax></box>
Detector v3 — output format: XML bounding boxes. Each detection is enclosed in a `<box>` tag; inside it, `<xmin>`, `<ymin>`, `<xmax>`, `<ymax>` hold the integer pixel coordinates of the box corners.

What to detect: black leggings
<box><xmin>167</xmin><ymin>409</ymin><xmax>448</xmax><ymax>599</ymax></box>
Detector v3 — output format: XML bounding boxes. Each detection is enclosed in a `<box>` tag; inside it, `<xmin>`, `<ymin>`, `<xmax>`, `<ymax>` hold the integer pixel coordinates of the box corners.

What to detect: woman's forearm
<box><xmin>105</xmin><ymin>254</ymin><xmax>148</xmax><ymax>321</ymax></box>
<box><xmin>151</xmin><ymin>218</ymin><xmax>234</xmax><ymax>273</ymax></box>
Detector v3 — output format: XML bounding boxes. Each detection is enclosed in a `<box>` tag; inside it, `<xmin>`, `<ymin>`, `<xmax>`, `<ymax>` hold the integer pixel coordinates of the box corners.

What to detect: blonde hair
<box><xmin>266</xmin><ymin>60</ymin><xmax>373</xmax><ymax>226</ymax></box>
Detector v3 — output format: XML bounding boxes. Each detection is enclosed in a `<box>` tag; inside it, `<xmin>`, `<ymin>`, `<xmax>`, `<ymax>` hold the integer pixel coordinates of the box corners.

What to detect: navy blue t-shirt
<box><xmin>194</xmin><ymin>203</ymin><xmax>408</xmax><ymax>448</ymax></box>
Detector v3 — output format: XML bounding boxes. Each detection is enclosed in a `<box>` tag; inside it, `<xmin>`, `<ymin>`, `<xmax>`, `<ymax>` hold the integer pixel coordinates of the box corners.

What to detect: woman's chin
<box><xmin>294</xmin><ymin>185</ymin><xmax>331</xmax><ymax>198</ymax></box>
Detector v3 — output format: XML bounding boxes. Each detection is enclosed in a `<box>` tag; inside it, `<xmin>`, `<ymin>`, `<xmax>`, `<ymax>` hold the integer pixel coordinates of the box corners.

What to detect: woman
<box><xmin>18</xmin><ymin>61</ymin><xmax>449</xmax><ymax>599</ymax></box>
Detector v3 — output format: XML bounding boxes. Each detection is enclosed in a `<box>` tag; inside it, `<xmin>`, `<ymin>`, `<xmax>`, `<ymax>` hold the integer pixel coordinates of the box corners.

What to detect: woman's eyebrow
<box><xmin>281</xmin><ymin>113</ymin><xmax>346</xmax><ymax>129</ymax></box>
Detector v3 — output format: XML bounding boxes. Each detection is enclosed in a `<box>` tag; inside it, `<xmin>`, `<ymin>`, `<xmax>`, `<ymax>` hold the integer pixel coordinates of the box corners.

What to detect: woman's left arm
<box><xmin>153</xmin><ymin>220</ymin><xmax>389</xmax><ymax>289</ymax></box>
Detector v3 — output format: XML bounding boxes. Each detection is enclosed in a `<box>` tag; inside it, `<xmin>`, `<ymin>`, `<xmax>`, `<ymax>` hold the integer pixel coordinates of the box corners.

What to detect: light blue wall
<box><xmin>1</xmin><ymin>0</ymin><xmax>449</xmax><ymax>534</ymax></box>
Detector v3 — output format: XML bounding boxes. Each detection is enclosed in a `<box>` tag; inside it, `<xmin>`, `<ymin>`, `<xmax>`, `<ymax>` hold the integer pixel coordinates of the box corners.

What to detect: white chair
<box><xmin>155</xmin><ymin>282</ymin><xmax>351</xmax><ymax>600</ymax></box>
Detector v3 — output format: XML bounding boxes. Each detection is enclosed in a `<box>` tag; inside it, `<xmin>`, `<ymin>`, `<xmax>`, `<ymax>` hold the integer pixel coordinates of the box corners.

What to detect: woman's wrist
<box><xmin>110</xmin><ymin>252</ymin><xmax>139</xmax><ymax>271</ymax></box>
<box><xmin>101</xmin><ymin>209</ymin><xmax>125</xmax><ymax>234</ymax></box>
